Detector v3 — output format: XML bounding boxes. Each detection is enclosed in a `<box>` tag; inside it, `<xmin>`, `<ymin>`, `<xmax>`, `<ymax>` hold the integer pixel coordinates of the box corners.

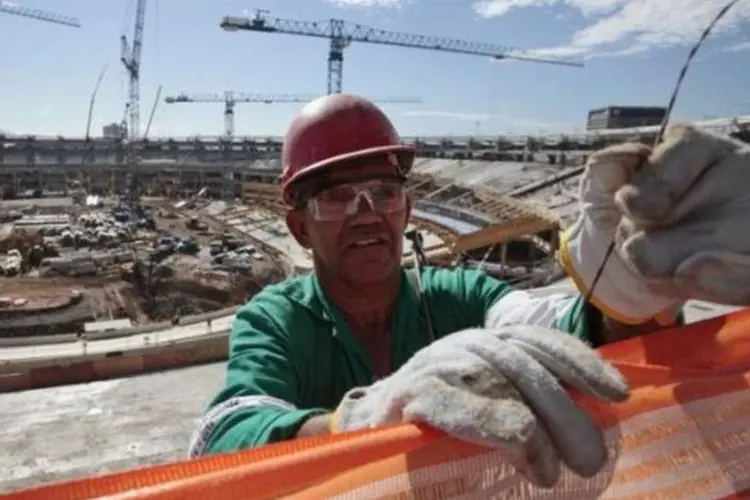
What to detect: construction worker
<box><xmin>189</xmin><ymin>94</ymin><xmax>750</xmax><ymax>487</ymax></box>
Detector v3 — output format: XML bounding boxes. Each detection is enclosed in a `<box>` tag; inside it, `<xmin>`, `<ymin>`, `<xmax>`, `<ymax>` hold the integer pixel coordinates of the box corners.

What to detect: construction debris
<box><xmin>0</xmin><ymin>197</ymin><xmax>286</xmax><ymax>337</ymax></box>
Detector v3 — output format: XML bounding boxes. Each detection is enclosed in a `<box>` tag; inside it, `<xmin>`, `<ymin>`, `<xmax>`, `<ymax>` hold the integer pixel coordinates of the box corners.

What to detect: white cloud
<box><xmin>400</xmin><ymin>109</ymin><xmax>578</xmax><ymax>132</ymax></box>
<box><xmin>473</xmin><ymin>0</ymin><xmax>750</xmax><ymax>59</ymax></box>
<box><xmin>473</xmin><ymin>0</ymin><xmax>554</xmax><ymax>18</ymax></box>
<box><xmin>401</xmin><ymin>110</ymin><xmax>498</xmax><ymax>122</ymax></box>
<box><xmin>724</xmin><ymin>39</ymin><xmax>750</xmax><ymax>52</ymax></box>
<box><xmin>473</xmin><ymin>0</ymin><xmax>625</xmax><ymax>18</ymax></box>
<box><xmin>326</xmin><ymin>0</ymin><xmax>405</xmax><ymax>7</ymax></box>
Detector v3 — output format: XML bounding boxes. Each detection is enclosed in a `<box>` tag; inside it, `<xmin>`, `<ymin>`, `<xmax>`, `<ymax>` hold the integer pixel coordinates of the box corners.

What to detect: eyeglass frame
<box><xmin>294</xmin><ymin>175</ymin><xmax>408</xmax><ymax>222</ymax></box>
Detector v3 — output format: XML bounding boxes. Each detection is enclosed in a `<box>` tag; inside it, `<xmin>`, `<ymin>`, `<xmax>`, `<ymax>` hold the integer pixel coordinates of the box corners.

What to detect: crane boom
<box><xmin>165</xmin><ymin>92</ymin><xmax>322</xmax><ymax>104</ymax></box>
<box><xmin>164</xmin><ymin>91</ymin><xmax>421</xmax><ymax>137</ymax></box>
<box><xmin>220</xmin><ymin>10</ymin><xmax>583</xmax><ymax>94</ymax></box>
<box><xmin>0</xmin><ymin>3</ymin><xmax>80</xmax><ymax>27</ymax></box>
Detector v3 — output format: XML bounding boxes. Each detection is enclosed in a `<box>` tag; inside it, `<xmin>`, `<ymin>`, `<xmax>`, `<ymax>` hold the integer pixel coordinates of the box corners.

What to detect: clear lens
<box><xmin>308</xmin><ymin>179</ymin><xmax>405</xmax><ymax>221</ymax></box>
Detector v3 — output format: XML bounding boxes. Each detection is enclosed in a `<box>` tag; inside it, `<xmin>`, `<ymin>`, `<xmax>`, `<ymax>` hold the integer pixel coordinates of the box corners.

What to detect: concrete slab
<box><xmin>0</xmin><ymin>198</ymin><xmax>73</xmax><ymax>209</ymax></box>
<box><xmin>0</xmin><ymin>363</ymin><xmax>224</xmax><ymax>492</ymax></box>
<box><xmin>414</xmin><ymin>159</ymin><xmax>566</xmax><ymax>195</ymax></box>
<box><xmin>0</xmin><ymin>314</ymin><xmax>234</xmax><ymax>363</ymax></box>
<box><xmin>237</xmin><ymin>220</ymin><xmax>312</xmax><ymax>271</ymax></box>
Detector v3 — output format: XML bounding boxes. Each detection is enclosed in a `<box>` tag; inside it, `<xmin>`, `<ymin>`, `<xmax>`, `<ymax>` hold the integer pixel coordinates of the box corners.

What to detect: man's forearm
<box><xmin>296</xmin><ymin>413</ymin><xmax>333</xmax><ymax>438</ymax></box>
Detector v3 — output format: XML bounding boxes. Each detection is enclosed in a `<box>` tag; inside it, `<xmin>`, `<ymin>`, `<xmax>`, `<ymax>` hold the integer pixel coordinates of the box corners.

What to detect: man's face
<box><xmin>286</xmin><ymin>161</ymin><xmax>410</xmax><ymax>286</ymax></box>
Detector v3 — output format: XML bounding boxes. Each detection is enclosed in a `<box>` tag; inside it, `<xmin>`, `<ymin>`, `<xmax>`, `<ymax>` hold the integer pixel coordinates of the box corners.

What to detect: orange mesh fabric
<box><xmin>6</xmin><ymin>309</ymin><xmax>750</xmax><ymax>500</ymax></box>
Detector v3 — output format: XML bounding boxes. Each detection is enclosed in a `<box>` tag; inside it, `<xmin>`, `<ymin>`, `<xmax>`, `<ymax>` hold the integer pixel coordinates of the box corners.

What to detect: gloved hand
<box><xmin>330</xmin><ymin>325</ymin><xmax>629</xmax><ymax>487</ymax></box>
<box><xmin>561</xmin><ymin>124</ymin><xmax>750</xmax><ymax>317</ymax></box>
<box><xmin>614</xmin><ymin>125</ymin><xmax>750</xmax><ymax>305</ymax></box>
<box><xmin>559</xmin><ymin>137</ymin><xmax>684</xmax><ymax>325</ymax></box>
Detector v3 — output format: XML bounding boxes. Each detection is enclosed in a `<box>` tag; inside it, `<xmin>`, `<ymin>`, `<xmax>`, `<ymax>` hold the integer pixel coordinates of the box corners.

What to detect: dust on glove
<box><xmin>559</xmin><ymin>142</ymin><xmax>683</xmax><ymax>324</ymax></box>
<box><xmin>614</xmin><ymin>125</ymin><xmax>750</xmax><ymax>305</ymax></box>
<box><xmin>331</xmin><ymin>325</ymin><xmax>629</xmax><ymax>488</ymax></box>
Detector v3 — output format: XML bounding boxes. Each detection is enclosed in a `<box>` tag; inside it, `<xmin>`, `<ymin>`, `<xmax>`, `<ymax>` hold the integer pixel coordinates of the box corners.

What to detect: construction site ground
<box><xmin>0</xmin><ymin>276</ymin><xmax>124</xmax><ymax>335</ymax></box>
<box><xmin>0</xmin><ymin>269</ymin><xmax>221</xmax><ymax>334</ymax></box>
<box><xmin>0</xmin><ymin>198</ymin><xmax>280</xmax><ymax>335</ymax></box>
<box><xmin>151</xmin><ymin>207</ymin><xmax>215</xmax><ymax>248</ymax></box>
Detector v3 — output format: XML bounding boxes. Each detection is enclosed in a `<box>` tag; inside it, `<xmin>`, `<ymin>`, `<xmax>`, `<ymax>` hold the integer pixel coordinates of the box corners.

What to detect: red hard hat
<box><xmin>280</xmin><ymin>94</ymin><xmax>416</xmax><ymax>205</ymax></box>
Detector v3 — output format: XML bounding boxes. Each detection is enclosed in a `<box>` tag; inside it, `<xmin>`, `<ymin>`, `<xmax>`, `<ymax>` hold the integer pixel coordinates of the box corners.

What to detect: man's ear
<box><xmin>286</xmin><ymin>209</ymin><xmax>311</xmax><ymax>248</ymax></box>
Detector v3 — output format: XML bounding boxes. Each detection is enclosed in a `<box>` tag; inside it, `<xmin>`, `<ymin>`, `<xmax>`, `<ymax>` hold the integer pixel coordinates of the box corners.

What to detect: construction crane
<box><xmin>121</xmin><ymin>0</ymin><xmax>146</xmax><ymax>140</ymax></box>
<box><xmin>220</xmin><ymin>9</ymin><xmax>583</xmax><ymax>95</ymax></box>
<box><xmin>164</xmin><ymin>92</ymin><xmax>422</xmax><ymax>138</ymax></box>
<box><xmin>120</xmin><ymin>0</ymin><xmax>146</xmax><ymax>203</ymax></box>
<box><xmin>0</xmin><ymin>3</ymin><xmax>80</xmax><ymax>27</ymax></box>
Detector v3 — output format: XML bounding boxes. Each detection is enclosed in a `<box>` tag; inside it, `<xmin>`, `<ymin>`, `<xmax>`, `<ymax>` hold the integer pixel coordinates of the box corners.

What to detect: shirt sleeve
<box><xmin>483</xmin><ymin>279</ymin><xmax>592</xmax><ymax>341</ymax></box>
<box><xmin>188</xmin><ymin>291</ymin><xmax>327</xmax><ymax>457</ymax></box>
<box><xmin>425</xmin><ymin>267</ymin><xmax>514</xmax><ymax>338</ymax></box>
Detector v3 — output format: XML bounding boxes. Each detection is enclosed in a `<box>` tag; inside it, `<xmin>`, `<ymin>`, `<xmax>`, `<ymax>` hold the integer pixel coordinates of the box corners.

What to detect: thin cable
<box><xmin>154</xmin><ymin>0</ymin><xmax>161</xmax><ymax>82</ymax></box>
<box><xmin>580</xmin><ymin>0</ymin><xmax>742</xmax><ymax>328</ymax></box>
<box><xmin>121</xmin><ymin>0</ymin><xmax>132</xmax><ymax>36</ymax></box>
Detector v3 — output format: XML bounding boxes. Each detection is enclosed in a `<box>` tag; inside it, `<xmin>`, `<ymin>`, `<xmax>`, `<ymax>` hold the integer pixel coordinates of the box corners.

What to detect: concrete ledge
<box><xmin>0</xmin><ymin>333</ymin><xmax>229</xmax><ymax>393</ymax></box>
<box><xmin>0</xmin><ymin>305</ymin><xmax>240</xmax><ymax>347</ymax></box>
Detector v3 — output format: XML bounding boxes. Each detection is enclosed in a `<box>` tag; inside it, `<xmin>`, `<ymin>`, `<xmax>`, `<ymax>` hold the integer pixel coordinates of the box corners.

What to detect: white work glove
<box><xmin>614</xmin><ymin>125</ymin><xmax>750</xmax><ymax>305</ymax></box>
<box><xmin>561</xmin><ymin>124</ymin><xmax>750</xmax><ymax>318</ymax></box>
<box><xmin>559</xmin><ymin>136</ymin><xmax>684</xmax><ymax>324</ymax></box>
<box><xmin>330</xmin><ymin>326</ymin><xmax>629</xmax><ymax>488</ymax></box>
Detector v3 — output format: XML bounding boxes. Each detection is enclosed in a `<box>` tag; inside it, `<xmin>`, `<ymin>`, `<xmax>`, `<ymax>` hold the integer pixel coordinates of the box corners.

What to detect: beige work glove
<box><xmin>559</xmin><ymin>139</ymin><xmax>684</xmax><ymax>325</ymax></box>
<box><xmin>330</xmin><ymin>325</ymin><xmax>629</xmax><ymax>488</ymax></box>
<box><xmin>614</xmin><ymin>125</ymin><xmax>750</xmax><ymax>305</ymax></box>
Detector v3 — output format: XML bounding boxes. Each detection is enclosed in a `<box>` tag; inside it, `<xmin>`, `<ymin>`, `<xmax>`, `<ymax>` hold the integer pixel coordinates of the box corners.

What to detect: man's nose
<box><xmin>351</xmin><ymin>190</ymin><xmax>377</xmax><ymax>214</ymax></box>
<box><xmin>348</xmin><ymin>191</ymin><xmax>380</xmax><ymax>222</ymax></box>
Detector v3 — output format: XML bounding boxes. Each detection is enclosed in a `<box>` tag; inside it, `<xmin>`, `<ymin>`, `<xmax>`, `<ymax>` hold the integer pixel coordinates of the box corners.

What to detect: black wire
<box><xmin>578</xmin><ymin>0</ymin><xmax>741</xmax><ymax>331</ymax></box>
<box><xmin>405</xmin><ymin>229</ymin><xmax>436</xmax><ymax>344</ymax></box>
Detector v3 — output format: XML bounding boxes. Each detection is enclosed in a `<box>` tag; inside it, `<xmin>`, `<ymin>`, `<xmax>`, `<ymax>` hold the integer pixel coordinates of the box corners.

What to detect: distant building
<box><xmin>586</xmin><ymin>106</ymin><xmax>667</xmax><ymax>131</ymax></box>
<box><xmin>102</xmin><ymin>122</ymin><xmax>126</xmax><ymax>139</ymax></box>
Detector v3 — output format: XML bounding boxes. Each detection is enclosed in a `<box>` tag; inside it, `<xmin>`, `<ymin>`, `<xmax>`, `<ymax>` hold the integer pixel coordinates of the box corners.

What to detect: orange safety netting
<box><xmin>6</xmin><ymin>308</ymin><xmax>750</xmax><ymax>500</ymax></box>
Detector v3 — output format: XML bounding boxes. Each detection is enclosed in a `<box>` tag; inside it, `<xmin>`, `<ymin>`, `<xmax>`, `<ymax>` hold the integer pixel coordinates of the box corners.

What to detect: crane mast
<box><xmin>164</xmin><ymin>92</ymin><xmax>421</xmax><ymax>138</ymax></box>
<box><xmin>120</xmin><ymin>0</ymin><xmax>147</xmax><ymax>203</ymax></box>
<box><xmin>0</xmin><ymin>3</ymin><xmax>80</xmax><ymax>27</ymax></box>
<box><xmin>121</xmin><ymin>0</ymin><xmax>146</xmax><ymax>140</ymax></box>
<box><xmin>220</xmin><ymin>10</ymin><xmax>583</xmax><ymax>94</ymax></box>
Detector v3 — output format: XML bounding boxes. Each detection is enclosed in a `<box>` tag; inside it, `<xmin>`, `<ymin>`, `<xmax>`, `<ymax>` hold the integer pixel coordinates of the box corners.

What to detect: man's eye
<box><xmin>321</xmin><ymin>187</ymin><xmax>352</xmax><ymax>201</ymax></box>
<box><xmin>373</xmin><ymin>185</ymin><xmax>399</xmax><ymax>198</ymax></box>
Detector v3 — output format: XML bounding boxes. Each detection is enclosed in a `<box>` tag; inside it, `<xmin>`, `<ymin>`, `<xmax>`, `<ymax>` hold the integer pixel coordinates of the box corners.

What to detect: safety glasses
<box><xmin>307</xmin><ymin>178</ymin><xmax>406</xmax><ymax>222</ymax></box>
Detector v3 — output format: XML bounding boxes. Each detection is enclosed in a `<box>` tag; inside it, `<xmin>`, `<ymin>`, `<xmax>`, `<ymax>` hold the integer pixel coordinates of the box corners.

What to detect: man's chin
<box><xmin>342</xmin><ymin>261</ymin><xmax>398</xmax><ymax>286</ymax></box>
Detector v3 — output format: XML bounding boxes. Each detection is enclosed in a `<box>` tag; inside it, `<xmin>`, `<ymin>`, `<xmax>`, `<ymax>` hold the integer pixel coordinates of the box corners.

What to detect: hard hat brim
<box><xmin>281</xmin><ymin>143</ymin><xmax>416</xmax><ymax>206</ymax></box>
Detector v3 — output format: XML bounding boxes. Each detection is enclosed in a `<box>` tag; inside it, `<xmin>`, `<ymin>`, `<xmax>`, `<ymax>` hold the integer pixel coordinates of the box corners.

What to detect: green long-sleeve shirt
<box><xmin>188</xmin><ymin>266</ymin><xmax>590</xmax><ymax>457</ymax></box>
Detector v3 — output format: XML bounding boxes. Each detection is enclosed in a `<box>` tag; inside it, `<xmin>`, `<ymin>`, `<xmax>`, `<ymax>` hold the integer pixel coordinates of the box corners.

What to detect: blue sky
<box><xmin>0</xmin><ymin>0</ymin><xmax>749</xmax><ymax>138</ymax></box>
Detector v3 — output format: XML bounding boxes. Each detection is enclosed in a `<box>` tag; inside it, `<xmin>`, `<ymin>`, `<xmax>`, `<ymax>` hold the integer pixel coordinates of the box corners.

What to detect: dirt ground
<box><xmin>0</xmin><ymin>199</ymin><xmax>284</xmax><ymax>334</ymax></box>
<box><xmin>150</xmin><ymin>207</ymin><xmax>216</xmax><ymax>247</ymax></box>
